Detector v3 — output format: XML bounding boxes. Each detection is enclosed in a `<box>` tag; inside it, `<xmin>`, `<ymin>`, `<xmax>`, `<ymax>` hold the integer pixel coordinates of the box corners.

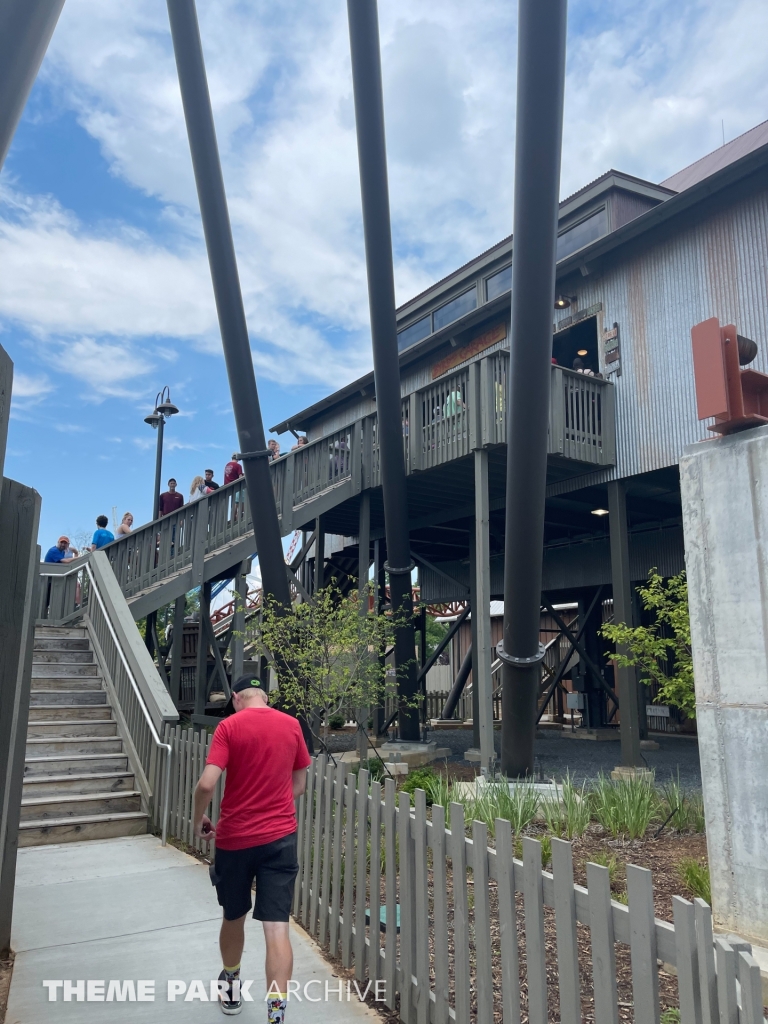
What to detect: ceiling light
<box><xmin>554</xmin><ymin>295</ymin><xmax>571</xmax><ymax>309</ymax></box>
<box><xmin>577</xmin><ymin>348</ymin><xmax>588</xmax><ymax>356</ymax></box>
<box><xmin>591</xmin><ymin>508</ymin><xmax>609</xmax><ymax>516</ymax></box>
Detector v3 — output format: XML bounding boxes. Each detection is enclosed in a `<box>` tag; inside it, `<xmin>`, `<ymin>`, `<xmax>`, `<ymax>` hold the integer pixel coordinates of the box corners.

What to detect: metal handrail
<box><xmin>39</xmin><ymin>556</ymin><xmax>173</xmax><ymax>845</ymax></box>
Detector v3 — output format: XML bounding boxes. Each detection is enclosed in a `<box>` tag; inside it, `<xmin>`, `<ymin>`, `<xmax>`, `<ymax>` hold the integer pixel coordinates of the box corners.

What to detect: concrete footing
<box><xmin>610</xmin><ymin>765</ymin><xmax>654</xmax><ymax>781</ymax></box>
<box><xmin>379</xmin><ymin>740</ymin><xmax>451</xmax><ymax>768</ymax></box>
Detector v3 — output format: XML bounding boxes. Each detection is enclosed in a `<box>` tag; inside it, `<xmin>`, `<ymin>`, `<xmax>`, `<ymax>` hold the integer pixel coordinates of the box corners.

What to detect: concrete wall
<box><xmin>680</xmin><ymin>424</ymin><xmax>768</xmax><ymax>944</ymax></box>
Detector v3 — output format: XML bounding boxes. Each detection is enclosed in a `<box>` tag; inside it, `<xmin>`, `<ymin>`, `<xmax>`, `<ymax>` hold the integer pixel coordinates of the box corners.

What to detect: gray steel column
<box><xmin>500</xmin><ymin>0</ymin><xmax>568</xmax><ymax>777</ymax></box>
<box><xmin>166</xmin><ymin>0</ymin><xmax>290</xmax><ymax>609</ymax></box>
<box><xmin>358</xmin><ymin>492</ymin><xmax>371</xmax><ymax>600</ymax></box>
<box><xmin>0</xmin><ymin>0</ymin><xmax>66</xmax><ymax>172</ymax></box>
<box><xmin>607</xmin><ymin>480</ymin><xmax>643</xmax><ymax>766</ymax></box>
<box><xmin>474</xmin><ymin>449</ymin><xmax>495</xmax><ymax>770</ymax></box>
<box><xmin>194</xmin><ymin>582</ymin><xmax>211</xmax><ymax>719</ymax></box>
<box><xmin>169</xmin><ymin>593</ymin><xmax>186</xmax><ymax>706</ymax></box>
<box><xmin>346</xmin><ymin>0</ymin><xmax>419</xmax><ymax>741</ymax></box>
<box><xmin>231</xmin><ymin>561</ymin><xmax>248</xmax><ymax>680</ymax></box>
<box><xmin>469</xmin><ymin>532</ymin><xmax>480</xmax><ymax>751</ymax></box>
<box><xmin>314</xmin><ymin>516</ymin><xmax>325</xmax><ymax>593</ymax></box>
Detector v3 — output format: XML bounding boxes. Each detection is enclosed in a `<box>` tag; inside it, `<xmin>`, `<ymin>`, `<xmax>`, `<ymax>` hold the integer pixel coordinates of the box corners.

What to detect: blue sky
<box><xmin>2</xmin><ymin>0</ymin><xmax>766</xmax><ymax>551</ymax></box>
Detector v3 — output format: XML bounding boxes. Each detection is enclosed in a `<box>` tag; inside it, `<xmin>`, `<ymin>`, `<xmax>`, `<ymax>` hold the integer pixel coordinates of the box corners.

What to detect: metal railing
<box><xmin>38</xmin><ymin>553</ymin><xmax>179</xmax><ymax>843</ymax></box>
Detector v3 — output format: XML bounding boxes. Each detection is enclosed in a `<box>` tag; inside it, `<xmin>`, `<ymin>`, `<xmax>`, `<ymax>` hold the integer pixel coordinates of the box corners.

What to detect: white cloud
<box><xmin>12</xmin><ymin>371</ymin><xmax>53</xmax><ymax>399</ymax></box>
<box><xmin>2</xmin><ymin>0</ymin><xmax>767</xmax><ymax>406</ymax></box>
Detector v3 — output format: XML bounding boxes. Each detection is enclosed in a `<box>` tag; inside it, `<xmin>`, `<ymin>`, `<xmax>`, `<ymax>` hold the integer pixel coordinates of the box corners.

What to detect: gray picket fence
<box><xmin>294</xmin><ymin>755</ymin><xmax>765</xmax><ymax>1024</ymax></box>
<box><xmin>158</xmin><ymin>738</ymin><xmax>764</xmax><ymax>1024</ymax></box>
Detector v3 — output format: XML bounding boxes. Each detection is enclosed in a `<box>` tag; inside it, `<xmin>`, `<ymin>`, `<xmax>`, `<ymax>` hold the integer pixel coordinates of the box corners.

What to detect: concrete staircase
<box><xmin>21</xmin><ymin>625</ymin><xmax>148</xmax><ymax>846</ymax></box>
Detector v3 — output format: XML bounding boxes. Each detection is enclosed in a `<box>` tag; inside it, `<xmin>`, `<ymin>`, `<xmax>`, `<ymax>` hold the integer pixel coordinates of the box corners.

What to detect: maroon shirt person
<box><xmin>158</xmin><ymin>478</ymin><xmax>184</xmax><ymax>516</ymax></box>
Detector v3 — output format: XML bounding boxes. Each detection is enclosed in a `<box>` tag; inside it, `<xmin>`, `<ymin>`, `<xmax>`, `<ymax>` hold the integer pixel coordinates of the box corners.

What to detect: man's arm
<box><xmin>292</xmin><ymin>768</ymin><xmax>307</xmax><ymax>800</ymax></box>
<box><xmin>193</xmin><ymin>763</ymin><xmax>223</xmax><ymax>839</ymax></box>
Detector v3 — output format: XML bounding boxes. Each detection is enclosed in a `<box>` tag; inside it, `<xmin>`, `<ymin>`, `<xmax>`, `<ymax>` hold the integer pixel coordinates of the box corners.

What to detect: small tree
<box><xmin>250</xmin><ymin>585</ymin><xmax>413</xmax><ymax>752</ymax></box>
<box><xmin>600</xmin><ymin>569</ymin><xmax>695</xmax><ymax>718</ymax></box>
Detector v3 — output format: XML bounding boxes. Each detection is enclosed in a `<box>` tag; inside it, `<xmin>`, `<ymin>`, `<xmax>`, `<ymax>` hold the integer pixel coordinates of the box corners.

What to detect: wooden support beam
<box><xmin>169</xmin><ymin>593</ymin><xmax>186</xmax><ymax>705</ymax></box>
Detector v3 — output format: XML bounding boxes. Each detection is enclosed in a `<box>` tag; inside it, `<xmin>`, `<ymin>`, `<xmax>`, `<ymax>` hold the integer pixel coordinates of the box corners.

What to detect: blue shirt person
<box><xmin>90</xmin><ymin>516</ymin><xmax>115</xmax><ymax>550</ymax></box>
<box><xmin>44</xmin><ymin>536</ymin><xmax>78</xmax><ymax>563</ymax></box>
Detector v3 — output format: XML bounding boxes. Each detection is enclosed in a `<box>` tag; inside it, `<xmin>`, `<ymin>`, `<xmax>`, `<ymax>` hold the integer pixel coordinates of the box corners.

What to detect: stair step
<box><xmin>28</xmin><ymin>705</ymin><xmax>112</xmax><ymax>721</ymax></box>
<box><xmin>23</xmin><ymin>771</ymin><xmax>136</xmax><ymax>797</ymax></box>
<box><xmin>26</xmin><ymin>736</ymin><xmax>123</xmax><ymax>757</ymax></box>
<box><xmin>32</xmin><ymin>663</ymin><xmax>98</xmax><ymax>678</ymax></box>
<box><xmin>20</xmin><ymin>791</ymin><xmax>142</xmax><ymax>821</ymax></box>
<box><xmin>30</xmin><ymin>690</ymin><xmax>106</xmax><ymax>706</ymax></box>
<box><xmin>27</xmin><ymin>720</ymin><xmax>118</xmax><ymax>738</ymax></box>
<box><xmin>33</xmin><ymin>650</ymin><xmax>94</xmax><ymax>664</ymax></box>
<box><xmin>18</xmin><ymin>811</ymin><xmax>148</xmax><ymax>847</ymax></box>
<box><xmin>34</xmin><ymin>637</ymin><xmax>90</xmax><ymax>651</ymax></box>
<box><xmin>24</xmin><ymin>753</ymin><xmax>129</xmax><ymax>776</ymax></box>
<box><xmin>31</xmin><ymin>676</ymin><xmax>103</xmax><ymax>691</ymax></box>
<box><xmin>35</xmin><ymin>626</ymin><xmax>87</xmax><ymax>639</ymax></box>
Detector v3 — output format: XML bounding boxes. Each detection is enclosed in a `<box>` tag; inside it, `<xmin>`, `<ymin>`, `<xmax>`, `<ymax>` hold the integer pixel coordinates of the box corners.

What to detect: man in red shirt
<box><xmin>158</xmin><ymin>478</ymin><xmax>184</xmax><ymax>516</ymax></box>
<box><xmin>194</xmin><ymin>676</ymin><xmax>310</xmax><ymax>1019</ymax></box>
<box><xmin>223</xmin><ymin>454</ymin><xmax>244</xmax><ymax>485</ymax></box>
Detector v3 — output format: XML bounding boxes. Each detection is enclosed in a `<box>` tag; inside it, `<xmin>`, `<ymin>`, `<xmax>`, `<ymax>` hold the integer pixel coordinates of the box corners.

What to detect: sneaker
<box><xmin>218</xmin><ymin>970</ymin><xmax>242</xmax><ymax>1016</ymax></box>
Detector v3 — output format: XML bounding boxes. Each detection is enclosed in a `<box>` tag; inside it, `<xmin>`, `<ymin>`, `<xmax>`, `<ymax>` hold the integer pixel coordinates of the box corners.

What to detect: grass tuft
<box><xmin>678</xmin><ymin>858</ymin><xmax>711</xmax><ymax>904</ymax></box>
<box><xmin>590</xmin><ymin>773</ymin><xmax>659</xmax><ymax>839</ymax></box>
<box><xmin>541</xmin><ymin>774</ymin><xmax>591</xmax><ymax>839</ymax></box>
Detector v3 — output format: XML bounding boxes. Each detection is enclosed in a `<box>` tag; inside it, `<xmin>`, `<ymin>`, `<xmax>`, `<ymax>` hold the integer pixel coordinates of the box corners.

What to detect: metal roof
<box><xmin>271</xmin><ymin>126</ymin><xmax>768</xmax><ymax>436</ymax></box>
<box><xmin>660</xmin><ymin>118</ymin><xmax>768</xmax><ymax>193</ymax></box>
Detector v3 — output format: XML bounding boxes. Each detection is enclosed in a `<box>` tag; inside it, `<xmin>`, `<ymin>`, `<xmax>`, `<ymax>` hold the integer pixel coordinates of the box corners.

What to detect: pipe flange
<box><xmin>496</xmin><ymin>640</ymin><xmax>546</xmax><ymax>668</ymax></box>
<box><xmin>383</xmin><ymin>560</ymin><xmax>416</xmax><ymax>576</ymax></box>
<box><xmin>236</xmin><ymin>450</ymin><xmax>271</xmax><ymax>460</ymax></box>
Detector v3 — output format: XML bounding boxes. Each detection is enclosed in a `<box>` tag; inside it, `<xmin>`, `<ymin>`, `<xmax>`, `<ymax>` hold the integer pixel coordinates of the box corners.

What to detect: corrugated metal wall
<box><xmin>578</xmin><ymin>186</ymin><xmax>768</xmax><ymax>480</ymax></box>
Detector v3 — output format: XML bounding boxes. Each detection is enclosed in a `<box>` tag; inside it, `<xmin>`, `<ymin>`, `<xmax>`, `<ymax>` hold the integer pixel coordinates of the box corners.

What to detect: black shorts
<box><xmin>210</xmin><ymin>833</ymin><xmax>299</xmax><ymax>922</ymax></box>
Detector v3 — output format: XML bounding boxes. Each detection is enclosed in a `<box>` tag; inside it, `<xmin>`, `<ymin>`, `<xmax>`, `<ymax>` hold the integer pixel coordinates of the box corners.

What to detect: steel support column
<box><xmin>469</xmin><ymin>532</ymin><xmax>480</xmax><ymax>751</ymax></box>
<box><xmin>358</xmin><ymin>492</ymin><xmax>371</xmax><ymax>600</ymax></box>
<box><xmin>169</xmin><ymin>593</ymin><xmax>186</xmax><ymax>705</ymax></box>
<box><xmin>231</xmin><ymin>561</ymin><xmax>248</xmax><ymax>680</ymax></box>
<box><xmin>500</xmin><ymin>0</ymin><xmax>568</xmax><ymax>777</ymax></box>
<box><xmin>314</xmin><ymin>516</ymin><xmax>325</xmax><ymax>593</ymax></box>
<box><xmin>607</xmin><ymin>480</ymin><xmax>643</xmax><ymax>766</ymax></box>
<box><xmin>346</xmin><ymin>0</ymin><xmax>419</xmax><ymax>741</ymax></box>
<box><xmin>474</xmin><ymin>448</ymin><xmax>495</xmax><ymax>770</ymax></box>
<box><xmin>194</xmin><ymin>582</ymin><xmax>212</xmax><ymax>720</ymax></box>
<box><xmin>0</xmin><ymin>0</ymin><xmax>66</xmax><ymax>172</ymax></box>
<box><xmin>166</xmin><ymin>0</ymin><xmax>289</xmax><ymax>611</ymax></box>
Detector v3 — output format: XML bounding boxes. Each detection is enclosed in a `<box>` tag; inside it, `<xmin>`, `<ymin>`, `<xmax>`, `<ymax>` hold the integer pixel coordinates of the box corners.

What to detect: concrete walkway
<box><xmin>7</xmin><ymin>835</ymin><xmax>378</xmax><ymax>1023</ymax></box>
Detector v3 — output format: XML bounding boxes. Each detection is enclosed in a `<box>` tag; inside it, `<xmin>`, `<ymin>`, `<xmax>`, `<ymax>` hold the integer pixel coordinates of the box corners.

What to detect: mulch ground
<box><xmin>0</xmin><ymin>952</ymin><xmax>14</xmax><ymax>1024</ymax></box>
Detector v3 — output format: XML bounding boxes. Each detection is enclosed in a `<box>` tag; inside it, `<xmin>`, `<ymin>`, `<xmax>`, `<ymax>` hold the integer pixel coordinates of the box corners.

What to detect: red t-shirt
<box><xmin>223</xmin><ymin>461</ymin><xmax>243</xmax><ymax>485</ymax></box>
<box><xmin>206</xmin><ymin>706</ymin><xmax>311</xmax><ymax>850</ymax></box>
<box><xmin>158</xmin><ymin>491</ymin><xmax>184</xmax><ymax>516</ymax></box>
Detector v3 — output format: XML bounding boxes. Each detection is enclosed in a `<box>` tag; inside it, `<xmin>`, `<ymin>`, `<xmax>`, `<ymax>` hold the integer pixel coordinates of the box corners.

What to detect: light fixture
<box><xmin>577</xmin><ymin>348</ymin><xmax>588</xmax><ymax>356</ymax></box>
<box><xmin>591</xmin><ymin>508</ymin><xmax>609</xmax><ymax>516</ymax></box>
<box><xmin>554</xmin><ymin>294</ymin><xmax>577</xmax><ymax>310</ymax></box>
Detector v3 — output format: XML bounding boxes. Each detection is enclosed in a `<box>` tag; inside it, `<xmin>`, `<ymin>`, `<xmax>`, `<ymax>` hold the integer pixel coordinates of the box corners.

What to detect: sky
<box><xmin>2</xmin><ymin>0</ymin><xmax>767</xmax><ymax>552</ymax></box>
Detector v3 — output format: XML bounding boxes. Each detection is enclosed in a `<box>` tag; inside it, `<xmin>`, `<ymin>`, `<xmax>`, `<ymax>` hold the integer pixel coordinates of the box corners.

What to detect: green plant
<box><xmin>328</xmin><ymin>713</ymin><xmax>346</xmax><ymax>730</ymax></box>
<box><xmin>678</xmin><ymin>859</ymin><xmax>711</xmax><ymax>904</ymax></box>
<box><xmin>590</xmin><ymin>774</ymin><xmax>659</xmax><ymax>839</ymax></box>
<box><xmin>541</xmin><ymin>775</ymin><xmax>591</xmax><ymax>839</ymax></box>
<box><xmin>487</xmin><ymin>781</ymin><xmax>541</xmax><ymax>836</ymax></box>
<box><xmin>601</xmin><ymin>569</ymin><xmax>694</xmax><ymax>719</ymax></box>
<box><xmin>589</xmin><ymin>850</ymin><xmax>620</xmax><ymax>887</ymax></box>
<box><xmin>659</xmin><ymin>775</ymin><xmax>706</xmax><ymax>833</ymax></box>
<box><xmin>660</xmin><ymin>1008</ymin><xmax>681</xmax><ymax>1024</ymax></box>
<box><xmin>250</xmin><ymin>584</ymin><xmax>411</xmax><ymax>750</ymax></box>
<box><xmin>349</xmin><ymin>758</ymin><xmax>387</xmax><ymax>783</ymax></box>
<box><xmin>401</xmin><ymin>766</ymin><xmax>443</xmax><ymax>806</ymax></box>
<box><xmin>614</xmin><ymin>890</ymin><xmax>629</xmax><ymax>905</ymax></box>
<box><xmin>540</xmin><ymin>835</ymin><xmax>552</xmax><ymax>870</ymax></box>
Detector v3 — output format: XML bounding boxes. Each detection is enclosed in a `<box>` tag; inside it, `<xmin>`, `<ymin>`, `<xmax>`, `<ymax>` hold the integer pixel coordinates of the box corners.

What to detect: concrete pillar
<box><xmin>607</xmin><ymin>480</ymin><xmax>643</xmax><ymax>767</ymax></box>
<box><xmin>474</xmin><ymin>448</ymin><xmax>495</xmax><ymax>771</ymax></box>
<box><xmin>680</xmin><ymin>424</ymin><xmax>768</xmax><ymax>945</ymax></box>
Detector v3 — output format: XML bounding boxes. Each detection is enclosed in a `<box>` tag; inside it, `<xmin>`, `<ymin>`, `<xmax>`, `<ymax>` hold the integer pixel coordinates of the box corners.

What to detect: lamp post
<box><xmin>144</xmin><ymin>386</ymin><xmax>179</xmax><ymax>521</ymax></box>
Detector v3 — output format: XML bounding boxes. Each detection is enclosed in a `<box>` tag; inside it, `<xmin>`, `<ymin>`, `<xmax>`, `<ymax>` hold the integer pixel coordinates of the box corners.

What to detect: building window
<box><xmin>485</xmin><ymin>264</ymin><xmax>512</xmax><ymax>301</ymax></box>
<box><xmin>397</xmin><ymin>315</ymin><xmax>431</xmax><ymax>352</ymax></box>
<box><xmin>433</xmin><ymin>287</ymin><xmax>478</xmax><ymax>332</ymax></box>
<box><xmin>556</xmin><ymin>207</ymin><xmax>608</xmax><ymax>262</ymax></box>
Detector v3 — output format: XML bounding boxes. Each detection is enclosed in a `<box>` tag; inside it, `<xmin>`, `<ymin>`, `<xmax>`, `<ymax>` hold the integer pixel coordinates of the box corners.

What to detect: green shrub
<box><xmin>590</xmin><ymin>774</ymin><xmax>659</xmax><ymax>839</ymax></box>
<box><xmin>679</xmin><ymin>859</ymin><xmax>711</xmax><ymax>904</ymax></box>
<box><xmin>328</xmin><ymin>714</ymin><xmax>346</xmax><ymax>730</ymax></box>
<box><xmin>660</xmin><ymin>1009</ymin><xmax>681</xmax><ymax>1024</ymax></box>
<box><xmin>541</xmin><ymin>775</ymin><xmax>591</xmax><ymax>839</ymax></box>
<box><xmin>401</xmin><ymin>766</ymin><xmax>441</xmax><ymax>805</ymax></box>
<box><xmin>540</xmin><ymin>835</ymin><xmax>552</xmax><ymax>870</ymax></box>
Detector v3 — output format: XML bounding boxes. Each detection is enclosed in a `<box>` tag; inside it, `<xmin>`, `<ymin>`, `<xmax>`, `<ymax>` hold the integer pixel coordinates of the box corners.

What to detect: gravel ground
<box><xmin>323</xmin><ymin>727</ymin><xmax>702</xmax><ymax>790</ymax></box>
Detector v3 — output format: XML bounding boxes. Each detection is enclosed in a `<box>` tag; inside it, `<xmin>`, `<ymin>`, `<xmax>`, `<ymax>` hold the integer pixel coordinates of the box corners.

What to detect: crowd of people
<box><xmin>43</xmin><ymin>440</ymin><xmax>312</xmax><ymax>563</ymax></box>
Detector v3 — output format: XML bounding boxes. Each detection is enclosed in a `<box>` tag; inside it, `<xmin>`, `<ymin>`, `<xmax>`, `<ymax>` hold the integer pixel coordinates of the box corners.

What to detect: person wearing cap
<box><xmin>44</xmin><ymin>536</ymin><xmax>79</xmax><ymax>563</ymax></box>
<box><xmin>192</xmin><ymin>675</ymin><xmax>311</xmax><ymax>1019</ymax></box>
